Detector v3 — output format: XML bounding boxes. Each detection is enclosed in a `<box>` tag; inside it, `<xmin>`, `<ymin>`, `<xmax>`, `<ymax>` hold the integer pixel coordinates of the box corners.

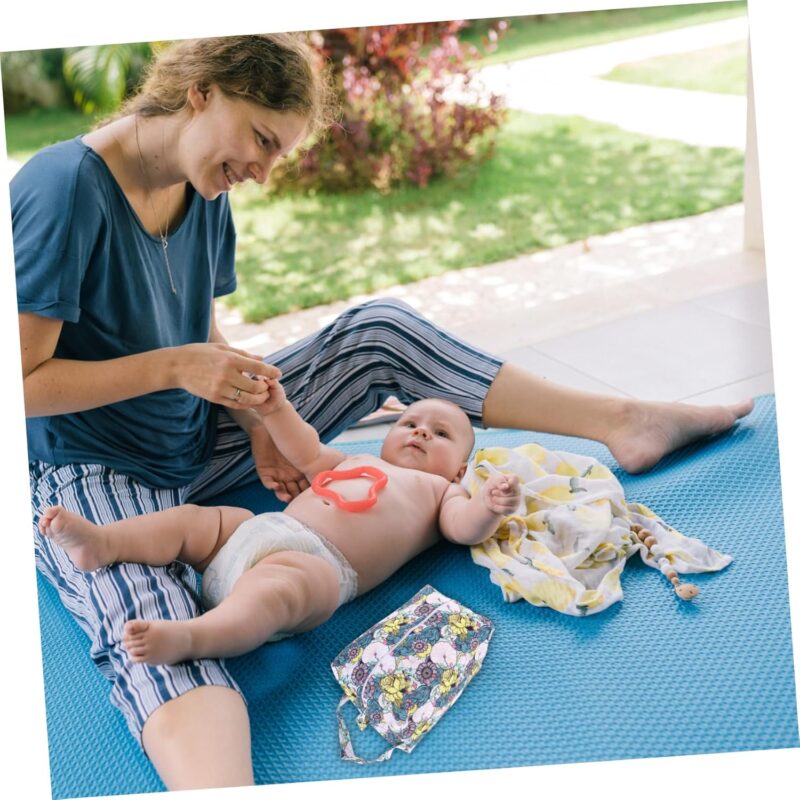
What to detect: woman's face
<box><xmin>181</xmin><ymin>83</ymin><xmax>308</xmax><ymax>199</ymax></box>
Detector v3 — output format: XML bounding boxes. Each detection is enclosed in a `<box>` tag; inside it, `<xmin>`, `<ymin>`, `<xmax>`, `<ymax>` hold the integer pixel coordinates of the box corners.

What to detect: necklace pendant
<box><xmin>160</xmin><ymin>236</ymin><xmax>178</xmax><ymax>296</ymax></box>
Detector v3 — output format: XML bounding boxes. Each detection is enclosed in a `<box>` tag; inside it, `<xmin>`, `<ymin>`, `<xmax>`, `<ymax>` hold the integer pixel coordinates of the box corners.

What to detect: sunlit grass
<box><xmin>4</xmin><ymin>107</ymin><xmax>98</xmax><ymax>161</ymax></box>
<box><xmin>228</xmin><ymin>111</ymin><xmax>743</xmax><ymax>321</ymax></box>
<box><xmin>603</xmin><ymin>40</ymin><xmax>747</xmax><ymax>95</ymax></box>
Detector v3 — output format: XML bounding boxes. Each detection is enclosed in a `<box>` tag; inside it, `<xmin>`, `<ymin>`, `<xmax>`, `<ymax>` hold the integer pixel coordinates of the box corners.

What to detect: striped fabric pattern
<box><xmin>189</xmin><ymin>298</ymin><xmax>502</xmax><ymax>500</ymax></box>
<box><xmin>30</xmin><ymin>461</ymin><xmax>238</xmax><ymax>743</ymax></box>
<box><xmin>30</xmin><ymin>297</ymin><xmax>503</xmax><ymax>744</ymax></box>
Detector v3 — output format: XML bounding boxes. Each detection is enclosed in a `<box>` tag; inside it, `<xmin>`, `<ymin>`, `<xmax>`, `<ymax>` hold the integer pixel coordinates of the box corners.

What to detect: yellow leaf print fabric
<box><xmin>466</xmin><ymin>445</ymin><xmax>732</xmax><ymax>616</ymax></box>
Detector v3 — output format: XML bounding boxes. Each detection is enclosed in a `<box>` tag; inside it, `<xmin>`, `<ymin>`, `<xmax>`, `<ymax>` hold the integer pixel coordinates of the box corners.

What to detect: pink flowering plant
<box><xmin>272</xmin><ymin>22</ymin><xmax>507</xmax><ymax>193</ymax></box>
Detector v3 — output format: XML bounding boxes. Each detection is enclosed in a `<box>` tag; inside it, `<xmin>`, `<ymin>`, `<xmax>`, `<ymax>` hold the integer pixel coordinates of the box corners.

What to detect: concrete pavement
<box><xmin>217</xmin><ymin>204</ymin><xmax>756</xmax><ymax>355</ymax></box>
<box><xmin>478</xmin><ymin>17</ymin><xmax>748</xmax><ymax>149</ymax></box>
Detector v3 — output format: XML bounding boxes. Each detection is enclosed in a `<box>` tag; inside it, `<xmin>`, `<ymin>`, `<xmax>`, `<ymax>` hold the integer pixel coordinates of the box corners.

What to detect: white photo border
<box><xmin>1</xmin><ymin>2</ymin><xmax>796</xmax><ymax>798</ymax></box>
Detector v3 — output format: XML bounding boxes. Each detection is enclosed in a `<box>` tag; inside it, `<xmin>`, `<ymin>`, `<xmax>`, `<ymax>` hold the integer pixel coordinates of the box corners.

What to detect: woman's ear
<box><xmin>187</xmin><ymin>82</ymin><xmax>211</xmax><ymax>111</ymax></box>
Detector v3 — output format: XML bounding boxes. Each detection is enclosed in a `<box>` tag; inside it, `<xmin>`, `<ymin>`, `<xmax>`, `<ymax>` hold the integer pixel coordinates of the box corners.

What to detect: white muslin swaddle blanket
<box><xmin>464</xmin><ymin>443</ymin><xmax>732</xmax><ymax>616</ymax></box>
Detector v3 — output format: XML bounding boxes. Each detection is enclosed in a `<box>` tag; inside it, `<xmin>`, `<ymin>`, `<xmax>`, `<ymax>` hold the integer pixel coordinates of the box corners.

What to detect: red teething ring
<box><xmin>310</xmin><ymin>466</ymin><xmax>389</xmax><ymax>512</ymax></box>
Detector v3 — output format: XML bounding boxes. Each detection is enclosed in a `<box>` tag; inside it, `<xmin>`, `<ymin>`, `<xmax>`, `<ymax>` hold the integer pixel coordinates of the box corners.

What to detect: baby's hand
<box><xmin>254</xmin><ymin>377</ymin><xmax>287</xmax><ymax>416</ymax></box>
<box><xmin>481</xmin><ymin>473</ymin><xmax>521</xmax><ymax>515</ymax></box>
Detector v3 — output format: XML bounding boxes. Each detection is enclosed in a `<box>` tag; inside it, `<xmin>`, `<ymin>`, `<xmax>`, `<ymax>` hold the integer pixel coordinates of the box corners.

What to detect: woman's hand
<box><xmin>249</xmin><ymin>423</ymin><xmax>309</xmax><ymax>502</ymax></box>
<box><xmin>172</xmin><ymin>343</ymin><xmax>280</xmax><ymax>409</ymax></box>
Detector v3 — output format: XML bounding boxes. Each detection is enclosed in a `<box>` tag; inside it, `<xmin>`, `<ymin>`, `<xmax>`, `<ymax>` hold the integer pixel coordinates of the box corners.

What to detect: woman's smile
<box><xmin>222</xmin><ymin>162</ymin><xmax>243</xmax><ymax>188</ymax></box>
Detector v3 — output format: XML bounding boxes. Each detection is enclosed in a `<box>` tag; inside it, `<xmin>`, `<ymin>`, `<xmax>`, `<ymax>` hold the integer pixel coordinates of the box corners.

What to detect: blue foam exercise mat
<box><xmin>37</xmin><ymin>394</ymin><xmax>799</xmax><ymax>797</ymax></box>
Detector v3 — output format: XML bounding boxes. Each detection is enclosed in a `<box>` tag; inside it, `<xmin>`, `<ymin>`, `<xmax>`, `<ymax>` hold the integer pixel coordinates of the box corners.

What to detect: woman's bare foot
<box><xmin>606</xmin><ymin>398</ymin><xmax>754</xmax><ymax>474</ymax></box>
<box><xmin>37</xmin><ymin>505</ymin><xmax>114</xmax><ymax>571</ymax></box>
<box><xmin>123</xmin><ymin>619</ymin><xmax>195</xmax><ymax>665</ymax></box>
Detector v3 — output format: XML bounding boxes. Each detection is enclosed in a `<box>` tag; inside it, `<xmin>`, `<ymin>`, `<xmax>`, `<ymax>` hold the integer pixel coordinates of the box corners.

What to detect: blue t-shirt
<box><xmin>12</xmin><ymin>136</ymin><xmax>238</xmax><ymax>488</ymax></box>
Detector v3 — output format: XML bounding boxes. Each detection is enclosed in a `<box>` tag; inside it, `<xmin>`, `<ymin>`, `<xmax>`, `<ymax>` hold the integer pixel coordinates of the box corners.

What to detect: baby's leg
<box><xmin>38</xmin><ymin>505</ymin><xmax>115</xmax><ymax>571</ymax></box>
<box><xmin>39</xmin><ymin>504</ymin><xmax>253</xmax><ymax>572</ymax></box>
<box><xmin>123</xmin><ymin>551</ymin><xmax>342</xmax><ymax>664</ymax></box>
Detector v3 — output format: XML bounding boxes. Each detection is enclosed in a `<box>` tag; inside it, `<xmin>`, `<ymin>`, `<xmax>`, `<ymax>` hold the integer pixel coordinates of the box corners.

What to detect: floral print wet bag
<box><xmin>331</xmin><ymin>585</ymin><xmax>494</xmax><ymax>763</ymax></box>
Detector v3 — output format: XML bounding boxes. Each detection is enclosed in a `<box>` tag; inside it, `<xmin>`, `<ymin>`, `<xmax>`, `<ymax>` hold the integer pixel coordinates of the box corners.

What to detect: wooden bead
<box><xmin>675</xmin><ymin>583</ymin><xmax>699</xmax><ymax>600</ymax></box>
<box><xmin>632</xmin><ymin>521</ymin><xmax>700</xmax><ymax>602</ymax></box>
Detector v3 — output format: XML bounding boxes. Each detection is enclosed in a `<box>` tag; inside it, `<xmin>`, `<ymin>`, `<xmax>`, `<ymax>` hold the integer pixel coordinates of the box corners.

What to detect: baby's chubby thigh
<box><xmin>238</xmin><ymin>550</ymin><xmax>342</xmax><ymax>635</ymax></box>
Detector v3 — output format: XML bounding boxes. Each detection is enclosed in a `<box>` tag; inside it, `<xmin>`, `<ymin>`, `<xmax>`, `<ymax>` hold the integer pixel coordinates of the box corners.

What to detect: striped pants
<box><xmin>31</xmin><ymin>298</ymin><xmax>503</xmax><ymax>744</ymax></box>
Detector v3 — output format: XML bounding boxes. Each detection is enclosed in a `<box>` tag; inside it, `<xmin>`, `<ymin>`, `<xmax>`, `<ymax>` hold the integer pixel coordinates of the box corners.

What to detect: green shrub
<box><xmin>1</xmin><ymin>50</ymin><xmax>69</xmax><ymax>113</ymax></box>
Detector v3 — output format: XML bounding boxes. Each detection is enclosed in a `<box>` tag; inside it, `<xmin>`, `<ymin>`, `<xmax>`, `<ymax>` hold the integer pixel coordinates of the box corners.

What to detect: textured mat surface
<box><xmin>38</xmin><ymin>395</ymin><xmax>798</xmax><ymax>798</ymax></box>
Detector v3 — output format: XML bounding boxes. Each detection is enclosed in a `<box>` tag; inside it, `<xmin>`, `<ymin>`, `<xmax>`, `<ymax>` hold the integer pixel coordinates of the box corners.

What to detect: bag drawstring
<box><xmin>336</xmin><ymin>696</ymin><xmax>398</xmax><ymax>764</ymax></box>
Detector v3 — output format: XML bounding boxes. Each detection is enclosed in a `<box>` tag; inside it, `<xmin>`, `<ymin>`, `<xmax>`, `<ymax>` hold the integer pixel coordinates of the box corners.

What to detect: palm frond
<box><xmin>63</xmin><ymin>42</ymin><xmax>152</xmax><ymax>114</ymax></box>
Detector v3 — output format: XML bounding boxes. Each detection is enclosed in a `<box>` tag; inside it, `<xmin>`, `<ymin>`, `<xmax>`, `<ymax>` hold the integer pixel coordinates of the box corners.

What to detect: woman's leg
<box><xmin>187</xmin><ymin>297</ymin><xmax>502</xmax><ymax>499</ymax></box>
<box><xmin>190</xmin><ymin>297</ymin><xmax>752</xmax><ymax>496</ymax></box>
<box><xmin>267</xmin><ymin>297</ymin><xmax>752</xmax><ymax>470</ymax></box>
<box><xmin>271</xmin><ymin>298</ymin><xmax>502</xmax><ymax>440</ymax></box>
<box><xmin>483</xmin><ymin>361</ymin><xmax>753</xmax><ymax>473</ymax></box>
<box><xmin>142</xmin><ymin>687</ymin><xmax>252</xmax><ymax>790</ymax></box>
<box><xmin>31</xmin><ymin>462</ymin><xmax>254</xmax><ymax>791</ymax></box>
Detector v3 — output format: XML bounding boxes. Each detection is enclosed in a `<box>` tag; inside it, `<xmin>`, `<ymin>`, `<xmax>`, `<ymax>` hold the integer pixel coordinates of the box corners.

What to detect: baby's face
<box><xmin>380</xmin><ymin>399</ymin><xmax>474</xmax><ymax>482</ymax></box>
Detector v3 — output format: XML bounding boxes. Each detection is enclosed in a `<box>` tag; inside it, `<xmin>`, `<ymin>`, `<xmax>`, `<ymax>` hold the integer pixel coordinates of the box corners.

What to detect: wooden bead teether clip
<box><xmin>630</xmin><ymin>523</ymin><xmax>699</xmax><ymax>600</ymax></box>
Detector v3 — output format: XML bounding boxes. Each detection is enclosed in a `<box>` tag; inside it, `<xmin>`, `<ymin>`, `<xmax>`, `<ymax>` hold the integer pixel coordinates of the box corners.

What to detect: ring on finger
<box><xmin>233</xmin><ymin>387</ymin><xmax>242</xmax><ymax>401</ymax></box>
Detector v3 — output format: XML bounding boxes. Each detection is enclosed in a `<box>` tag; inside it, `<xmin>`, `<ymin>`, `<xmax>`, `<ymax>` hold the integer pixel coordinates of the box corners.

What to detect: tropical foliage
<box><xmin>62</xmin><ymin>42</ymin><xmax>153</xmax><ymax>114</ymax></box>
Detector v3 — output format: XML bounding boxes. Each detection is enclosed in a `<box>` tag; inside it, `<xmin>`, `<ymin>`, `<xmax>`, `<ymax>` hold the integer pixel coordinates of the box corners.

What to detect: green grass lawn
<box><xmin>4</xmin><ymin>107</ymin><xmax>100</xmax><ymax>162</ymax></box>
<box><xmin>227</xmin><ymin>111</ymin><xmax>743</xmax><ymax>322</ymax></box>
<box><xmin>5</xmin><ymin>110</ymin><xmax>744</xmax><ymax>324</ymax></box>
<box><xmin>603</xmin><ymin>39</ymin><xmax>747</xmax><ymax>95</ymax></box>
<box><xmin>463</xmin><ymin>2</ymin><xmax>746</xmax><ymax>66</ymax></box>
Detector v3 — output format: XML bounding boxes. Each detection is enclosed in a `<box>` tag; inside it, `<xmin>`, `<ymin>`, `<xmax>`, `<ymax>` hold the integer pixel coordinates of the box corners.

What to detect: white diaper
<box><xmin>201</xmin><ymin>512</ymin><xmax>359</xmax><ymax>626</ymax></box>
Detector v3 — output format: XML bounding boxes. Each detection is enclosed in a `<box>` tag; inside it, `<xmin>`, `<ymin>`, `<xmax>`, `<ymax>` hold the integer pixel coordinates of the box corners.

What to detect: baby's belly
<box><xmin>286</xmin><ymin>492</ymin><xmax>439</xmax><ymax>593</ymax></box>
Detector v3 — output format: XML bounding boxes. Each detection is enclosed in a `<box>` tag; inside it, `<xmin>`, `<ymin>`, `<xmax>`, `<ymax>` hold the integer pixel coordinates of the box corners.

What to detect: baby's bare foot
<box><xmin>38</xmin><ymin>505</ymin><xmax>113</xmax><ymax>571</ymax></box>
<box><xmin>607</xmin><ymin>398</ymin><xmax>754</xmax><ymax>474</ymax></box>
<box><xmin>123</xmin><ymin>619</ymin><xmax>195</xmax><ymax>665</ymax></box>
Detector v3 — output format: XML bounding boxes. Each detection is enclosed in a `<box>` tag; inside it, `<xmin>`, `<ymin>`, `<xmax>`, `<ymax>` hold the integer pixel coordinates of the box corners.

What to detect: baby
<box><xmin>39</xmin><ymin>381</ymin><xmax>520</xmax><ymax>665</ymax></box>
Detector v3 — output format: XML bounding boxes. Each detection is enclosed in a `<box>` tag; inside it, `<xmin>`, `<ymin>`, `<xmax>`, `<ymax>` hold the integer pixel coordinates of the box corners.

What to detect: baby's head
<box><xmin>380</xmin><ymin>398</ymin><xmax>475</xmax><ymax>482</ymax></box>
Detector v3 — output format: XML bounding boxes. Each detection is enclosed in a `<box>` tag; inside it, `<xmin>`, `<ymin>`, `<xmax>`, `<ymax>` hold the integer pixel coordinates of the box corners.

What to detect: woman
<box><xmin>12</xmin><ymin>33</ymin><xmax>752</xmax><ymax>790</ymax></box>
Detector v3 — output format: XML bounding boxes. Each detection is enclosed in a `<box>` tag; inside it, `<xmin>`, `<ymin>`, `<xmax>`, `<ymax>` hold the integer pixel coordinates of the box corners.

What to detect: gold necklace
<box><xmin>134</xmin><ymin>116</ymin><xmax>178</xmax><ymax>296</ymax></box>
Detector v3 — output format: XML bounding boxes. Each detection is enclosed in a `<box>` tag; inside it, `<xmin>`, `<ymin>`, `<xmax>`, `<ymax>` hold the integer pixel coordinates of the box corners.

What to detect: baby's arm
<box><xmin>438</xmin><ymin>474</ymin><xmax>521</xmax><ymax>546</ymax></box>
<box><xmin>256</xmin><ymin>378</ymin><xmax>345</xmax><ymax>480</ymax></box>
